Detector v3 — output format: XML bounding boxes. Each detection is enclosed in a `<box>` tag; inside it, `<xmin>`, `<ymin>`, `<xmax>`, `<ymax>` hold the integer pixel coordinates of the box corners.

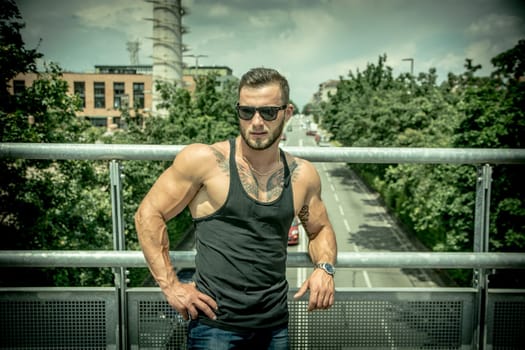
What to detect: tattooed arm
<box><xmin>135</xmin><ymin>143</ymin><xmax>218</xmax><ymax>321</ymax></box>
<box><xmin>293</xmin><ymin>158</ymin><xmax>337</xmax><ymax>311</ymax></box>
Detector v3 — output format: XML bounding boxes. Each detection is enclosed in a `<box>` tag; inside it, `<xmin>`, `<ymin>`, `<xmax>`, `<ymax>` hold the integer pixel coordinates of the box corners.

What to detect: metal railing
<box><xmin>1</xmin><ymin>249</ymin><xmax>524</xmax><ymax>269</ymax></box>
<box><xmin>1</xmin><ymin>143</ymin><xmax>525</xmax><ymax>349</ymax></box>
<box><xmin>2</xmin><ymin>142</ymin><xmax>525</xmax><ymax>163</ymax></box>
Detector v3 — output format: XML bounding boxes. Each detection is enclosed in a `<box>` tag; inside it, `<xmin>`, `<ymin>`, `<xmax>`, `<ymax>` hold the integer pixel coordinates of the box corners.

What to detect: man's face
<box><xmin>238</xmin><ymin>83</ymin><xmax>290</xmax><ymax>151</ymax></box>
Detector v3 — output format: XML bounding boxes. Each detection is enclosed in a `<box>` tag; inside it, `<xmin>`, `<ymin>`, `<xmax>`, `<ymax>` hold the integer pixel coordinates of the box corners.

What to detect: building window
<box><xmin>94</xmin><ymin>82</ymin><xmax>105</xmax><ymax>108</ymax></box>
<box><xmin>133</xmin><ymin>82</ymin><xmax>145</xmax><ymax>109</ymax></box>
<box><xmin>113</xmin><ymin>82</ymin><xmax>125</xmax><ymax>109</ymax></box>
<box><xmin>86</xmin><ymin>116</ymin><xmax>107</xmax><ymax>127</ymax></box>
<box><xmin>74</xmin><ymin>81</ymin><xmax>85</xmax><ymax>108</ymax></box>
<box><xmin>13</xmin><ymin>80</ymin><xmax>26</xmax><ymax>96</ymax></box>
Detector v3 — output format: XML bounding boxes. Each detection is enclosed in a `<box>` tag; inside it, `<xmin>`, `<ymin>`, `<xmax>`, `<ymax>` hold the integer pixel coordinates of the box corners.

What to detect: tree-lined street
<box><xmin>285</xmin><ymin>118</ymin><xmax>439</xmax><ymax>289</ymax></box>
<box><xmin>2</xmin><ymin>0</ymin><xmax>523</xmax><ymax>289</ymax></box>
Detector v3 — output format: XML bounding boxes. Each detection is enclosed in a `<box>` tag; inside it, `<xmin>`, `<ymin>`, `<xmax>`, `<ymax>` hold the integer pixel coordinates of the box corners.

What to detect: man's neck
<box><xmin>237</xmin><ymin>136</ymin><xmax>281</xmax><ymax>171</ymax></box>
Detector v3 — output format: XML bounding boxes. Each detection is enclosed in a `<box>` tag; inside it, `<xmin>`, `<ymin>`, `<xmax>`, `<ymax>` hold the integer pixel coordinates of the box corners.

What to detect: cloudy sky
<box><xmin>16</xmin><ymin>0</ymin><xmax>525</xmax><ymax>108</ymax></box>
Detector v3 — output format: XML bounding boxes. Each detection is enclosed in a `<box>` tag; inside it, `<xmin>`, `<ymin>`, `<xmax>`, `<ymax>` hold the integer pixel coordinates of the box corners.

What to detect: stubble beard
<box><xmin>240</xmin><ymin>118</ymin><xmax>286</xmax><ymax>151</ymax></box>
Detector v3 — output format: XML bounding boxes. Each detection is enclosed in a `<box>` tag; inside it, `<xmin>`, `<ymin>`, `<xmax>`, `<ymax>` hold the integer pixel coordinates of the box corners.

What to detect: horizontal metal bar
<box><xmin>1</xmin><ymin>251</ymin><xmax>524</xmax><ymax>269</ymax></box>
<box><xmin>286</xmin><ymin>147</ymin><xmax>525</xmax><ymax>164</ymax></box>
<box><xmin>0</xmin><ymin>143</ymin><xmax>185</xmax><ymax>161</ymax></box>
<box><xmin>1</xmin><ymin>143</ymin><xmax>524</xmax><ymax>164</ymax></box>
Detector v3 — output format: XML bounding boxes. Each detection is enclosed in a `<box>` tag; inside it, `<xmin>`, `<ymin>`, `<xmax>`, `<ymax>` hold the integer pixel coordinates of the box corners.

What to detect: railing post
<box><xmin>110</xmin><ymin>160</ymin><xmax>129</xmax><ymax>349</ymax></box>
<box><xmin>472</xmin><ymin>164</ymin><xmax>492</xmax><ymax>350</ymax></box>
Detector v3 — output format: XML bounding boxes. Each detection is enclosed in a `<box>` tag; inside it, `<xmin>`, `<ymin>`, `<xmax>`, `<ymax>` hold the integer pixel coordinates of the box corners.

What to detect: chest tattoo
<box><xmin>238</xmin><ymin>164</ymin><xmax>285</xmax><ymax>201</ymax></box>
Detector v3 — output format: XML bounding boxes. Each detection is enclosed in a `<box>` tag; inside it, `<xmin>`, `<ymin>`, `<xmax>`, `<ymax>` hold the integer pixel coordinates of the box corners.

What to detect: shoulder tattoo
<box><xmin>289</xmin><ymin>159</ymin><xmax>300</xmax><ymax>183</ymax></box>
<box><xmin>210</xmin><ymin>146</ymin><xmax>229</xmax><ymax>174</ymax></box>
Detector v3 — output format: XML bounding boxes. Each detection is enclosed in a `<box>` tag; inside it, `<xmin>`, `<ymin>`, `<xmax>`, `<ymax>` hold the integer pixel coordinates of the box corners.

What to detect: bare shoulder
<box><xmin>172</xmin><ymin>141</ymin><xmax>230</xmax><ymax>178</ymax></box>
<box><xmin>284</xmin><ymin>152</ymin><xmax>320</xmax><ymax>187</ymax></box>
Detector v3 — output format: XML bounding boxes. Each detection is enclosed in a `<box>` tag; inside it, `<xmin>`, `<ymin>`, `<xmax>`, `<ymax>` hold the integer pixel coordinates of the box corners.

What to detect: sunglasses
<box><xmin>236</xmin><ymin>103</ymin><xmax>287</xmax><ymax>121</ymax></box>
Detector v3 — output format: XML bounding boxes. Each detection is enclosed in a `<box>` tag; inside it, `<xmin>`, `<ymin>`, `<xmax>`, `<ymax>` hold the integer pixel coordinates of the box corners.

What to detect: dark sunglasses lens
<box><xmin>258</xmin><ymin>107</ymin><xmax>278</xmax><ymax>121</ymax></box>
<box><xmin>238</xmin><ymin>106</ymin><xmax>255</xmax><ymax>120</ymax></box>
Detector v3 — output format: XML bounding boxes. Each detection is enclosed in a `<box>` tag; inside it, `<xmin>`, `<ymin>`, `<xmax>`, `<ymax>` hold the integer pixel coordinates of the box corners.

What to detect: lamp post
<box><xmin>402</xmin><ymin>58</ymin><xmax>414</xmax><ymax>75</ymax></box>
<box><xmin>184</xmin><ymin>54</ymin><xmax>208</xmax><ymax>78</ymax></box>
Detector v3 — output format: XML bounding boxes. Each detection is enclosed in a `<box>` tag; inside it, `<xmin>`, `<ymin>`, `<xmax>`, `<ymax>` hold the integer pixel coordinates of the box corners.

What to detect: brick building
<box><xmin>9</xmin><ymin>65</ymin><xmax>235</xmax><ymax>128</ymax></box>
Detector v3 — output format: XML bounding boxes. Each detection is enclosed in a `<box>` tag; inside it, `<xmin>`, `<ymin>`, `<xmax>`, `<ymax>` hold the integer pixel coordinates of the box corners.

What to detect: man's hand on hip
<box><xmin>163</xmin><ymin>281</ymin><xmax>218</xmax><ymax>321</ymax></box>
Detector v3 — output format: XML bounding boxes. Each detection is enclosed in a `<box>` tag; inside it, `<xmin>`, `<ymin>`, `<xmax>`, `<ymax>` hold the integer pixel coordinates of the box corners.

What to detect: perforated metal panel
<box><xmin>486</xmin><ymin>291</ymin><xmax>525</xmax><ymax>350</ymax></box>
<box><xmin>0</xmin><ymin>288</ymin><xmax>117</xmax><ymax>349</ymax></box>
<box><xmin>128</xmin><ymin>289</ymin><xmax>188</xmax><ymax>350</ymax></box>
<box><xmin>289</xmin><ymin>299</ymin><xmax>465</xmax><ymax>349</ymax></box>
<box><xmin>8</xmin><ymin>288</ymin><xmax>525</xmax><ymax>349</ymax></box>
<box><xmin>129</xmin><ymin>288</ymin><xmax>475</xmax><ymax>350</ymax></box>
<box><xmin>137</xmin><ymin>300</ymin><xmax>188</xmax><ymax>349</ymax></box>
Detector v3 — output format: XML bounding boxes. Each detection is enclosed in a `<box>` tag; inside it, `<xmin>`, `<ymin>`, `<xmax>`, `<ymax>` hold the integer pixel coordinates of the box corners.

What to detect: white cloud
<box><xmin>432</xmin><ymin>52</ymin><xmax>465</xmax><ymax>75</ymax></box>
<box><xmin>463</xmin><ymin>11</ymin><xmax>524</xmax><ymax>74</ymax></box>
<box><xmin>467</xmin><ymin>13</ymin><xmax>523</xmax><ymax>37</ymax></box>
<box><xmin>268</xmin><ymin>9</ymin><xmax>344</xmax><ymax>62</ymax></box>
<box><xmin>464</xmin><ymin>39</ymin><xmax>500</xmax><ymax>73</ymax></box>
<box><xmin>74</xmin><ymin>0</ymin><xmax>151</xmax><ymax>40</ymax></box>
<box><xmin>208</xmin><ymin>4</ymin><xmax>230</xmax><ymax>17</ymax></box>
<box><xmin>18</xmin><ymin>0</ymin><xmax>525</xmax><ymax>107</ymax></box>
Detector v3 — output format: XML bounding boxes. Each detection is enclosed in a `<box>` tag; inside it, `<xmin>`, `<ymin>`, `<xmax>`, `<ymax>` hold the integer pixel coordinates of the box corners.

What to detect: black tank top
<box><xmin>193</xmin><ymin>138</ymin><xmax>294</xmax><ymax>331</ymax></box>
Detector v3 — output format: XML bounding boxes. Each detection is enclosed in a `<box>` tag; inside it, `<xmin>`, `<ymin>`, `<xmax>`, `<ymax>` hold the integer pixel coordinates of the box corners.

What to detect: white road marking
<box><xmin>343</xmin><ymin>219</ymin><xmax>351</xmax><ymax>232</ymax></box>
<box><xmin>349</xmin><ymin>171</ymin><xmax>434</xmax><ymax>286</ymax></box>
<box><xmin>352</xmin><ymin>243</ymin><xmax>372</xmax><ymax>288</ymax></box>
<box><xmin>345</xmin><ymin>219</ymin><xmax>372</xmax><ymax>288</ymax></box>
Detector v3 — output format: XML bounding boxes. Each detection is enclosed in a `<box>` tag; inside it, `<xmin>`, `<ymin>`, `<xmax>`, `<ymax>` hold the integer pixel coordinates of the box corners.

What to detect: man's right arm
<box><xmin>134</xmin><ymin>144</ymin><xmax>217</xmax><ymax>320</ymax></box>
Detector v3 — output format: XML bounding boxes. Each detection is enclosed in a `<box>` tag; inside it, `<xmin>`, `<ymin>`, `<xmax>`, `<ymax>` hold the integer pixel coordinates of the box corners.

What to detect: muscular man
<box><xmin>135</xmin><ymin>67</ymin><xmax>337</xmax><ymax>349</ymax></box>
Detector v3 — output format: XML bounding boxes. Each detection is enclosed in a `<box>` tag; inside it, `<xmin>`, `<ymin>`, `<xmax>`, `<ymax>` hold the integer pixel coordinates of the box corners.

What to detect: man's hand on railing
<box><xmin>163</xmin><ymin>281</ymin><xmax>218</xmax><ymax>321</ymax></box>
<box><xmin>294</xmin><ymin>268</ymin><xmax>335</xmax><ymax>311</ymax></box>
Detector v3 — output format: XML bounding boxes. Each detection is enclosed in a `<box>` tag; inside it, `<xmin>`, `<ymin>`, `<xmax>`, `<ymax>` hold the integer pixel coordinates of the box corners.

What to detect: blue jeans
<box><xmin>187</xmin><ymin>319</ymin><xmax>289</xmax><ymax>350</ymax></box>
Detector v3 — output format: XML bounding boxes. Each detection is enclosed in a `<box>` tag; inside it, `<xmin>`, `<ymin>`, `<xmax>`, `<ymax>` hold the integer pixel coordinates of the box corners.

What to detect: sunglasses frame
<box><xmin>236</xmin><ymin>103</ymin><xmax>288</xmax><ymax>121</ymax></box>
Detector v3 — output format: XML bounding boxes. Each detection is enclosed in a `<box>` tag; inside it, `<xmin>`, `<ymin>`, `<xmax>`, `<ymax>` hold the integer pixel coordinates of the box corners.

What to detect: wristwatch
<box><xmin>315</xmin><ymin>262</ymin><xmax>335</xmax><ymax>276</ymax></box>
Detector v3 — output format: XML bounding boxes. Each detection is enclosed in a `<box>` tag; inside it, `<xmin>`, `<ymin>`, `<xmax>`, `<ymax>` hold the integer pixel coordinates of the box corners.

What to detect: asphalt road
<box><xmin>284</xmin><ymin>115</ymin><xmax>439</xmax><ymax>289</ymax></box>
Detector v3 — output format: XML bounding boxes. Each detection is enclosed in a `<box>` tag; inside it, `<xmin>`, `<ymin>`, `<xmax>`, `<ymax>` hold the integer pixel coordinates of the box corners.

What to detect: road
<box><xmin>284</xmin><ymin>116</ymin><xmax>439</xmax><ymax>289</ymax></box>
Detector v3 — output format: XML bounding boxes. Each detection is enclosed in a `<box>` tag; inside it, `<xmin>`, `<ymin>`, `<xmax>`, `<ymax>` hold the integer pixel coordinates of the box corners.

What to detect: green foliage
<box><xmin>2</xmin><ymin>0</ymin><xmax>523</xmax><ymax>289</ymax></box>
<box><xmin>0</xmin><ymin>9</ymin><xmax>110</xmax><ymax>286</ymax></box>
<box><xmin>0</xmin><ymin>0</ymin><xmax>42</xmax><ymax>113</ymax></box>
<box><xmin>151</xmin><ymin>75</ymin><xmax>238</xmax><ymax>144</ymax></box>
<box><xmin>1</xmin><ymin>1</ymin><xmax>240</xmax><ymax>287</ymax></box>
<box><xmin>319</xmin><ymin>44</ymin><xmax>524</xmax><ymax>286</ymax></box>
<box><xmin>452</xmin><ymin>41</ymin><xmax>525</xmax><ymax>254</ymax></box>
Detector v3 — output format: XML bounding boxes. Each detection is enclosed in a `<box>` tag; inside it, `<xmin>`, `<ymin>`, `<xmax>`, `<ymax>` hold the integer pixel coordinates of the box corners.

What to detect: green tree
<box><xmin>0</xmin><ymin>0</ymin><xmax>42</xmax><ymax>115</ymax></box>
<box><xmin>0</xmin><ymin>1</ymin><xmax>112</xmax><ymax>286</ymax></box>
<box><xmin>320</xmin><ymin>43</ymin><xmax>524</xmax><ymax>286</ymax></box>
<box><xmin>0</xmin><ymin>0</ymin><xmax>245</xmax><ymax>287</ymax></box>
<box><xmin>454</xmin><ymin>41</ymin><xmax>525</xmax><ymax>253</ymax></box>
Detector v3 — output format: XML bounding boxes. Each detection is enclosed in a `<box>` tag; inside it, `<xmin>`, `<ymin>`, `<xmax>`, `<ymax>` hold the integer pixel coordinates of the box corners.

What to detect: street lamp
<box><xmin>184</xmin><ymin>54</ymin><xmax>208</xmax><ymax>78</ymax></box>
<box><xmin>402</xmin><ymin>58</ymin><xmax>414</xmax><ymax>75</ymax></box>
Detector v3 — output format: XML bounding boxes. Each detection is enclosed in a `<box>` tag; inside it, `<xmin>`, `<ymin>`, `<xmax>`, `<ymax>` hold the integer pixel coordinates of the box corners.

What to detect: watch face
<box><xmin>324</xmin><ymin>263</ymin><xmax>335</xmax><ymax>274</ymax></box>
<box><xmin>318</xmin><ymin>263</ymin><xmax>335</xmax><ymax>275</ymax></box>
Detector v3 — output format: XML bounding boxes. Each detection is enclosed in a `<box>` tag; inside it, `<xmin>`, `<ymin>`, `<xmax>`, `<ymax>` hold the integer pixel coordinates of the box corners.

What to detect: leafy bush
<box><xmin>319</xmin><ymin>41</ymin><xmax>525</xmax><ymax>286</ymax></box>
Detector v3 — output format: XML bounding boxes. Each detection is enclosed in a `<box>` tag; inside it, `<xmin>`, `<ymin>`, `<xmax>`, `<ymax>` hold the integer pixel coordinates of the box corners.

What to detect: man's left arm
<box><xmin>294</xmin><ymin>164</ymin><xmax>337</xmax><ymax>311</ymax></box>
